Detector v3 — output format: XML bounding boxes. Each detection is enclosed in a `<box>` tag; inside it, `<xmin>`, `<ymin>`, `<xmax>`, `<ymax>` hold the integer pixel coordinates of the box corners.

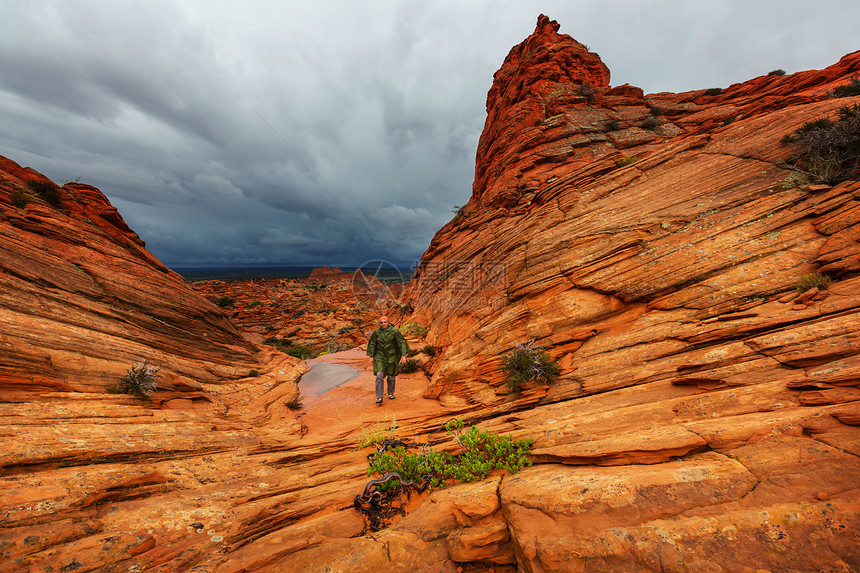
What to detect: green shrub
<box><xmin>10</xmin><ymin>190</ymin><xmax>31</xmax><ymax>208</ymax></box>
<box><xmin>783</xmin><ymin>104</ymin><xmax>860</xmax><ymax>183</ymax></box>
<box><xmin>365</xmin><ymin>418</ymin><xmax>533</xmax><ymax>491</ymax></box>
<box><xmin>107</xmin><ymin>360</ymin><xmax>159</xmax><ymax>399</ymax></box>
<box><xmin>421</xmin><ymin>344</ymin><xmax>436</xmax><ymax>356</ymax></box>
<box><xmin>501</xmin><ymin>341</ymin><xmax>560</xmax><ymax>390</ymax></box>
<box><xmin>285</xmin><ymin>396</ymin><xmax>303</xmax><ymax>410</ymax></box>
<box><xmin>797</xmin><ymin>272</ymin><xmax>834</xmax><ymax>291</ymax></box>
<box><xmin>248</xmin><ymin>369</ymin><xmax>260</xmax><ymax>377</ymax></box>
<box><xmin>616</xmin><ymin>155</ymin><xmax>638</xmax><ymax>167</ymax></box>
<box><xmin>399</xmin><ymin>359</ymin><xmax>420</xmax><ymax>374</ymax></box>
<box><xmin>401</xmin><ymin>322</ymin><xmax>429</xmax><ymax>337</ymax></box>
<box><xmin>284</xmin><ymin>344</ymin><xmax>315</xmax><ymax>360</ymax></box>
<box><xmin>830</xmin><ymin>77</ymin><xmax>860</xmax><ymax>98</ymax></box>
<box><xmin>704</xmin><ymin>88</ymin><xmax>722</xmax><ymax>96</ymax></box>
<box><xmin>768</xmin><ymin>69</ymin><xmax>786</xmax><ymax>77</ymax></box>
<box><xmin>26</xmin><ymin>180</ymin><xmax>62</xmax><ymax>208</ymax></box>
<box><xmin>213</xmin><ymin>296</ymin><xmax>235</xmax><ymax>308</ymax></box>
<box><xmin>247</xmin><ymin>300</ymin><xmax>262</xmax><ymax>308</ymax></box>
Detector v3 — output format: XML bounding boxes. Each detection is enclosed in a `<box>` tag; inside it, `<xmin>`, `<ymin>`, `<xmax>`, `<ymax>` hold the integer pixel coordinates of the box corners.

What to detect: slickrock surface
<box><xmin>0</xmin><ymin>155</ymin><xmax>304</xmax><ymax>402</ymax></box>
<box><xmin>3</xmin><ymin>13</ymin><xmax>860</xmax><ymax>573</ymax></box>
<box><xmin>399</xmin><ymin>13</ymin><xmax>860</xmax><ymax>572</ymax></box>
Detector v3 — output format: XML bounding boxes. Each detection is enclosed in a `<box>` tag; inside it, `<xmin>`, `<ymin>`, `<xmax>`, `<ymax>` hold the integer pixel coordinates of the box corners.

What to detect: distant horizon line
<box><xmin>169</xmin><ymin>263</ymin><xmax>417</xmax><ymax>270</ymax></box>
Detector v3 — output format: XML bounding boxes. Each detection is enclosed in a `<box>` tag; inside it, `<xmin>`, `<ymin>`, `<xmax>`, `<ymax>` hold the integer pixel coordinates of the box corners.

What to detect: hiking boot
<box><xmin>376</xmin><ymin>398</ymin><xmax>383</xmax><ymax>404</ymax></box>
<box><xmin>388</xmin><ymin>394</ymin><xmax>395</xmax><ymax>400</ymax></box>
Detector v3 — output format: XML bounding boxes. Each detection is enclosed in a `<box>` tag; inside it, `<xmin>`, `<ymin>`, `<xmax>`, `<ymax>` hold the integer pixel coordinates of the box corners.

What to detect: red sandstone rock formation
<box><xmin>2</xmin><ymin>14</ymin><xmax>860</xmax><ymax>573</ymax></box>
<box><xmin>399</xmin><ymin>14</ymin><xmax>860</xmax><ymax>571</ymax></box>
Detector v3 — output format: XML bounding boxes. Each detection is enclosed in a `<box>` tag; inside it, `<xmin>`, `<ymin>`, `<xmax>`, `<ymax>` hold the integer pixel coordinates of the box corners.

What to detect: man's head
<box><xmin>380</xmin><ymin>315</ymin><xmax>389</xmax><ymax>328</ymax></box>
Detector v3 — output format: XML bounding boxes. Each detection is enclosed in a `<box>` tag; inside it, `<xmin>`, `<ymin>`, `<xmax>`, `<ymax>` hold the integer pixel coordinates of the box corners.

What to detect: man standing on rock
<box><xmin>366</xmin><ymin>315</ymin><xmax>410</xmax><ymax>404</ymax></box>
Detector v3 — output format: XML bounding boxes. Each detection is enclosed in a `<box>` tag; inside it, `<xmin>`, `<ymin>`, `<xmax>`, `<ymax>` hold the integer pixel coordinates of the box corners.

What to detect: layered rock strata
<box><xmin>2</xmin><ymin>13</ymin><xmax>860</xmax><ymax>573</ymax></box>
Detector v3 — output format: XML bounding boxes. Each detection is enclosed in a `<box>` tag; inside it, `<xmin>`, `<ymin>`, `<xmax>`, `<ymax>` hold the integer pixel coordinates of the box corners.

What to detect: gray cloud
<box><xmin>1</xmin><ymin>0</ymin><xmax>858</xmax><ymax>269</ymax></box>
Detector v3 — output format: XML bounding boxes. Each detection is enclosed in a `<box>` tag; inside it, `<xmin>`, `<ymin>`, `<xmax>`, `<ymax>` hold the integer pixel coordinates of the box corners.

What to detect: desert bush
<box><xmin>649</xmin><ymin>106</ymin><xmax>664</xmax><ymax>116</ymax></box>
<box><xmin>284</xmin><ymin>344</ymin><xmax>315</xmax><ymax>360</ymax></box>
<box><xmin>107</xmin><ymin>360</ymin><xmax>159</xmax><ymax>399</ymax></box>
<box><xmin>830</xmin><ymin>77</ymin><xmax>860</xmax><ymax>98</ymax></box>
<box><xmin>213</xmin><ymin>296</ymin><xmax>235</xmax><ymax>308</ymax></box>
<box><xmin>365</xmin><ymin>418</ymin><xmax>533</xmax><ymax>491</ymax></box>
<box><xmin>797</xmin><ymin>272</ymin><xmax>834</xmax><ymax>291</ymax></box>
<box><xmin>704</xmin><ymin>88</ymin><xmax>723</xmax><ymax>96</ymax></box>
<box><xmin>641</xmin><ymin>115</ymin><xmax>661</xmax><ymax>130</ymax></box>
<box><xmin>501</xmin><ymin>341</ymin><xmax>560</xmax><ymax>390</ymax></box>
<box><xmin>782</xmin><ymin>104</ymin><xmax>860</xmax><ymax>183</ymax></box>
<box><xmin>602</xmin><ymin>118</ymin><xmax>621</xmax><ymax>131</ymax></box>
<box><xmin>421</xmin><ymin>344</ymin><xmax>436</xmax><ymax>356</ymax></box>
<box><xmin>26</xmin><ymin>180</ymin><xmax>62</xmax><ymax>208</ymax></box>
<box><xmin>10</xmin><ymin>190</ymin><xmax>31</xmax><ymax>208</ymax></box>
<box><xmin>401</xmin><ymin>322</ymin><xmax>429</xmax><ymax>337</ymax></box>
<box><xmin>285</xmin><ymin>396</ymin><xmax>303</xmax><ymax>410</ymax></box>
<box><xmin>578</xmin><ymin>82</ymin><xmax>596</xmax><ymax>104</ymax></box>
<box><xmin>616</xmin><ymin>155</ymin><xmax>638</xmax><ymax>167</ymax></box>
<box><xmin>247</xmin><ymin>300</ymin><xmax>261</xmax><ymax>308</ymax></box>
<box><xmin>248</xmin><ymin>369</ymin><xmax>260</xmax><ymax>377</ymax></box>
<box><xmin>768</xmin><ymin>69</ymin><xmax>786</xmax><ymax>77</ymax></box>
<box><xmin>399</xmin><ymin>359</ymin><xmax>420</xmax><ymax>374</ymax></box>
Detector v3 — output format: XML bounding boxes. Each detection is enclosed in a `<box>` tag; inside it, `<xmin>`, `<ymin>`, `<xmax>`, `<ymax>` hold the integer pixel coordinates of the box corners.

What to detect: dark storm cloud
<box><xmin>0</xmin><ymin>0</ymin><xmax>858</xmax><ymax>268</ymax></box>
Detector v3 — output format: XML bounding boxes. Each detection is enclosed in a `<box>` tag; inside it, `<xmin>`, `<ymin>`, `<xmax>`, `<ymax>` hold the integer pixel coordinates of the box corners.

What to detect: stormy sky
<box><xmin>1</xmin><ymin>1</ymin><xmax>857</xmax><ymax>269</ymax></box>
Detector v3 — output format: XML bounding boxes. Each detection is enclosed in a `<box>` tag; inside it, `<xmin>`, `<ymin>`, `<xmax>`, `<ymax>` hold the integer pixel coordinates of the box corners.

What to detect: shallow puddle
<box><xmin>299</xmin><ymin>363</ymin><xmax>360</xmax><ymax>397</ymax></box>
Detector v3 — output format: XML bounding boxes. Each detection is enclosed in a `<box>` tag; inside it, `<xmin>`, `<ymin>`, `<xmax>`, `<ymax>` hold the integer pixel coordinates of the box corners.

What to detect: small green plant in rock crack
<box><xmin>107</xmin><ymin>360</ymin><xmax>160</xmax><ymax>399</ymax></box>
<box><xmin>365</xmin><ymin>418</ymin><xmax>534</xmax><ymax>491</ymax></box>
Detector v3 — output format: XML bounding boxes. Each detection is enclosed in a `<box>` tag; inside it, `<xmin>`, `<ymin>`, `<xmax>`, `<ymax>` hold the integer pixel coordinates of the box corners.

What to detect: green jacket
<box><xmin>367</xmin><ymin>325</ymin><xmax>410</xmax><ymax>376</ymax></box>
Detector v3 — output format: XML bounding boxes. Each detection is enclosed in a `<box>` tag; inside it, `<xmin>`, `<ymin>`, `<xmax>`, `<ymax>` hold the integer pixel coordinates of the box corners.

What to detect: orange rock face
<box><xmin>2</xmin><ymin>13</ymin><xmax>860</xmax><ymax>573</ymax></box>
<box><xmin>401</xmin><ymin>13</ymin><xmax>860</xmax><ymax>571</ymax></box>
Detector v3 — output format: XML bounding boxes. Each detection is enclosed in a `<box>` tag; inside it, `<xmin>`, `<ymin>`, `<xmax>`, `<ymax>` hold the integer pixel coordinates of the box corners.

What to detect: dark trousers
<box><xmin>375</xmin><ymin>371</ymin><xmax>395</xmax><ymax>399</ymax></box>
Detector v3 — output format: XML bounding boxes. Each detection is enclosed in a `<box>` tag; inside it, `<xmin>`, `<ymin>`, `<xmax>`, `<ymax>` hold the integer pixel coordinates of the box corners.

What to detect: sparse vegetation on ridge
<box><xmin>781</xmin><ymin>104</ymin><xmax>860</xmax><ymax>183</ymax></box>
<box><xmin>830</xmin><ymin>76</ymin><xmax>860</xmax><ymax>98</ymax></box>
<box><xmin>26</xmin><ymin>180</ymin><xmax>62</xmax><ymax>208</ymax></box>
